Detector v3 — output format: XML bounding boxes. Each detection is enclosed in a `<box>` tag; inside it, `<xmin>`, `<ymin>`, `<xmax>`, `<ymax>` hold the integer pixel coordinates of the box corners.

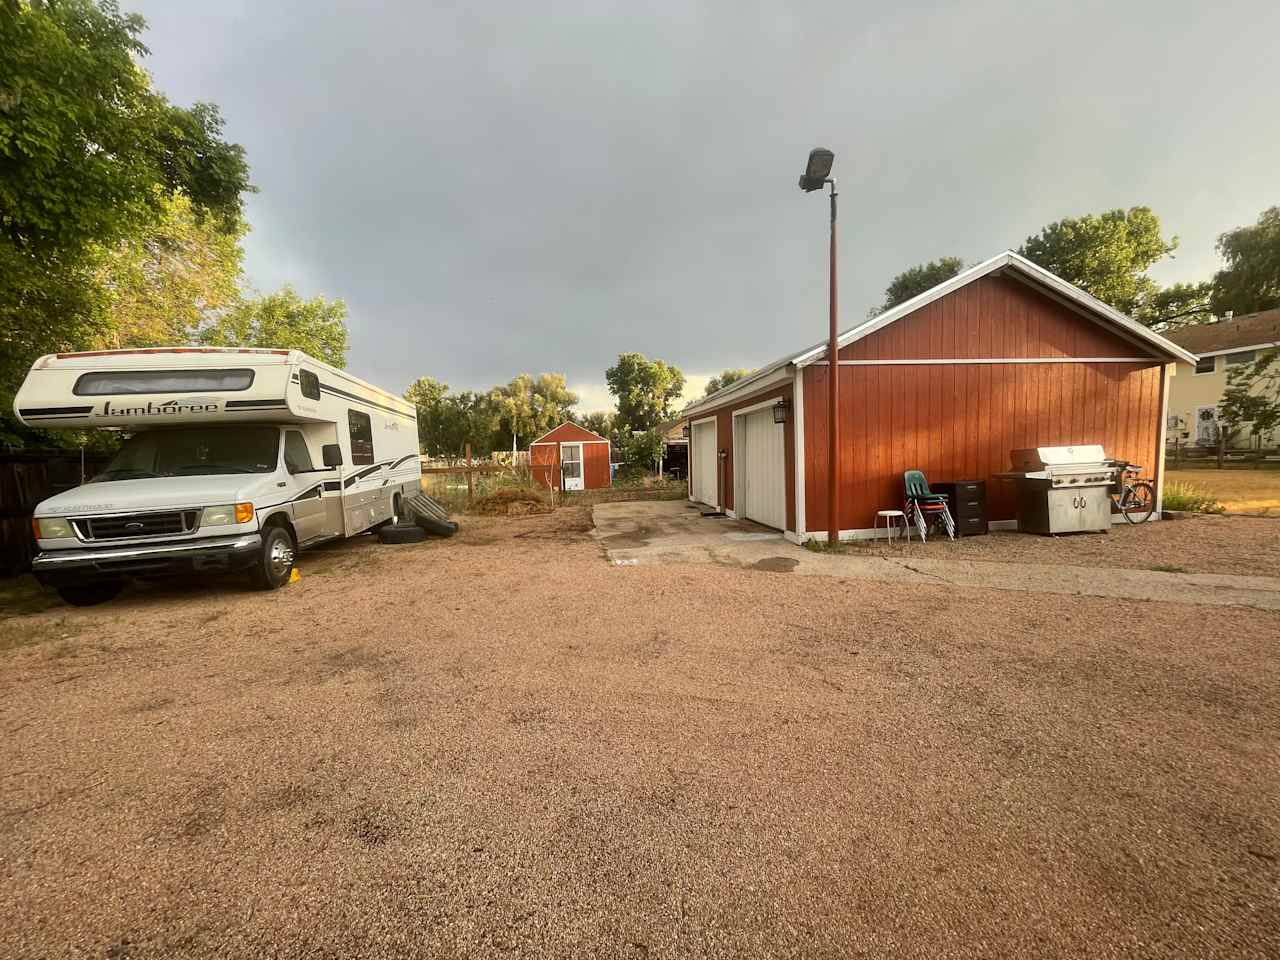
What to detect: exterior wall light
<box><xmin>772</xmin><ymin>400</ymin><xmax>790</xmax><ymax>424</ymax></box>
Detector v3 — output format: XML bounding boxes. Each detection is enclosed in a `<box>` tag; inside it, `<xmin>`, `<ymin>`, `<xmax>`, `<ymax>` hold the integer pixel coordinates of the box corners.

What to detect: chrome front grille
<box><xmin>75</xmin><ymin>510</ymin><xmax>199</xmax><ymax>541</ymax></box>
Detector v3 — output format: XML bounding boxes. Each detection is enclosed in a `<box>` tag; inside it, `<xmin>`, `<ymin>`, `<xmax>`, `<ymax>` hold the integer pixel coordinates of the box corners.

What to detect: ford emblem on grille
<box><xmin>124</xmin><ymin>521</ymin><xmax>145</xmax><ymax>531</ymax></box>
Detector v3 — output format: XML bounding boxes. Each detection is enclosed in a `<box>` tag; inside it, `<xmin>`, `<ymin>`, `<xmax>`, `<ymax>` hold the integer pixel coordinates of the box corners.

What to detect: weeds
<box><xmin>1162</xmin><ymin>480</ymin><xmax>1227</xmax><ymax>514</ymax></box>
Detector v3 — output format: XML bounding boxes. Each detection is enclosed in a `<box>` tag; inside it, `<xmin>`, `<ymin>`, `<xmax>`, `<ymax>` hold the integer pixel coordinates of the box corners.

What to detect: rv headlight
<box><xmin>202</xmin><ymin>503</ymin><xmax>255</xmax><ymax>526</ymax></box>
<box><xmin>32</xmin><ymin>516</ymin><xmax>73</xmax><ymax>539</ymax></box>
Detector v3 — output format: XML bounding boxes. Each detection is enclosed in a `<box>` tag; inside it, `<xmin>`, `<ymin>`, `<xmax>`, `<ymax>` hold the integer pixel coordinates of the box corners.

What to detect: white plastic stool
<box><xmin>875</xmin><ymin>509</ymin><xmax>910</xmax><ymax>547</ymax></box>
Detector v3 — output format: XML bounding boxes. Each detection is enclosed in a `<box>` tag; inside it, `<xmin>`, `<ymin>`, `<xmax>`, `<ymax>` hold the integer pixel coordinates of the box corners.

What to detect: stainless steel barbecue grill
<box><xmin>996</xmin><ymin>445</ymin><xmax>1119</xmax><ymax>534</ymax></box>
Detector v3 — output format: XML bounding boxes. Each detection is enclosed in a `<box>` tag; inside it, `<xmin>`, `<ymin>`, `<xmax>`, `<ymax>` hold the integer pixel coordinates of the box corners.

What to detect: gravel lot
<box><xmin>2</xmin><ymin>508</ymin><xmax>1278</xmax><ymax>958</ymax></box>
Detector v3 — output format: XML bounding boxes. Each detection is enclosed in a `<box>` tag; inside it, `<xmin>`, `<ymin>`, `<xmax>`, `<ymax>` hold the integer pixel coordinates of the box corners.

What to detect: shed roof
<box><xmin>1163</xmin><ymin>308</ymin><xmax>1280</xmax><ymax>357</ymax></box>
<box><xmin>528</xmin><ymin>421</ymin><xmax>610</xmax><ymax>445</ymax></box>
<box><xmin>682</xmin><ymin>251</ymin><xmax>1197</xmax><ymax>418</ymax></box>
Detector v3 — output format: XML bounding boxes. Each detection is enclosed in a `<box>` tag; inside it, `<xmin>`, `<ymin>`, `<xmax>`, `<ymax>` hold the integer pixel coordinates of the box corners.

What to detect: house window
<box><xmin>299</xmin><ymin>369</ymin><xmax>320</xmax><ymax>401</ymax></box>
<box><xmin>1194</xmin><ymin>356</ymin><xmax>1215</xmax><ymax>375</ymax></box>
<box><xmin>348</xmin><ymin>410</ymin><xmax>374</xmax><ymax>465</ymax></box>
<box><xmin>1225</xmin><ymin>350</ymin><xmax>1256</xmax><ymax>368</ymax></box>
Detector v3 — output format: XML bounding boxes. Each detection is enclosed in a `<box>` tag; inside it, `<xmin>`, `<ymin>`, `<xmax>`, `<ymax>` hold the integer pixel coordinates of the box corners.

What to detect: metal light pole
<box><xmin>798</xmin><ymin>148</ymin><xmax>839</xmax><ymax>545</ymax></box>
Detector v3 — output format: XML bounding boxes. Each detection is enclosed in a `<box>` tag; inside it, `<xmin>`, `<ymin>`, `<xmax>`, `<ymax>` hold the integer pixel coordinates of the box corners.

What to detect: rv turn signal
<box><xmin>234</xmin><ymin>502</ymin><xmax>254</xmax><ymax>524</ymax></box>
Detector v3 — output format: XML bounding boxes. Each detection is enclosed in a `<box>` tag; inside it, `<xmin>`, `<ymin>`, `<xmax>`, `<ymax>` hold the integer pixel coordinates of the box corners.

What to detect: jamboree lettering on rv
<box><xmin>101</xmin><ymin>398</ymin><xmax>221</xmax><ymax>417</ymax></box>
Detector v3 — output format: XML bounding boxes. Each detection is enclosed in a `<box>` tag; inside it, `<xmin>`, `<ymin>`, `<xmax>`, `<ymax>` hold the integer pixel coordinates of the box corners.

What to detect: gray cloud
<box><xmin>130</xmin><ymin>0</ymin><xmax>1280</xmax><ymax>405</ymax></box>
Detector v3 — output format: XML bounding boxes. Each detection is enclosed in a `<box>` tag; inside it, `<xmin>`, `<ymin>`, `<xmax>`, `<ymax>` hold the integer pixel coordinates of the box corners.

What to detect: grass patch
<box><xmin>0</xmin><ymin>576</ymin><xmax>62</xmax><ymax>620</ymax></box>
<box><xmin>1162</xmin><ymin>480</ymin><xmax>1227</xmax><ymax>514</ymax></box>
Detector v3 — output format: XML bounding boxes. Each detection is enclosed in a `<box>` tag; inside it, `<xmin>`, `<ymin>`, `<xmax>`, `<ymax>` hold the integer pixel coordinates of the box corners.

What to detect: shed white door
<box><xmin>736</xmin><ymin>408</ymin><xmax>785</xmax><ymax>530</ymax></box>
<box><xmin>691</xmin><ymin>420</ymin><xmax>717</xmax><ymax>507</ymax></box>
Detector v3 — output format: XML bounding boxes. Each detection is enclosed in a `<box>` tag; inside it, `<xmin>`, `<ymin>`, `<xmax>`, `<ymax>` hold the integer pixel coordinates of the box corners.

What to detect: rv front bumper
<box><xmin>31</xmin><ymin>534</ymin><xmax>263</xmax><ymax>585</ymax></box>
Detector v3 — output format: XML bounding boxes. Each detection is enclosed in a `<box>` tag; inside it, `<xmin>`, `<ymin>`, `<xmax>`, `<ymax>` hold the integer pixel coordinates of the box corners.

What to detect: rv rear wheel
<box><xmin>56</xmin><ymin>580</ymin><xmax>123</xmax><ymax>607</ymax></box>
<box><xmin>250</xmin><ymin>525</ymin><xmax>296</xmax><ymax>590</ymax></box>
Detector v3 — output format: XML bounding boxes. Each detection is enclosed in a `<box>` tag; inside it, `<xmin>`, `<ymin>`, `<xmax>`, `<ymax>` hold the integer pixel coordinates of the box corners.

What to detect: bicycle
<box><xmin>1110</xmin><ymin>462</ymin><xmax>1156</xmax><ymax>524</ymax></box>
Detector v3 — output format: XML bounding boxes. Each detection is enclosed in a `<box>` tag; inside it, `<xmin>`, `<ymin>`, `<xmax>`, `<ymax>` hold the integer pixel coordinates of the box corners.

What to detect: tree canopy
<box><xmin>704</xmin><ymin>368</ymin><xmax>749</xmax><ymax>397</ymax></box>
<box><xmin>197</xmin><ymin>287</ymin><xmax>348</xmax><ymax>368</ymax></box>
<box><xmin>606</xmin><ymin>353</ymin><xmax>685</xmax><ymax>433</ymax></box>
<box><xmin>1018</xmin><ymin>207</ymin><xmax>1175</xmax><ymax>320</ymax></box>
<box><xmin>1211</xmin><ymin>206</ymin><xmax>1280</xmax><ymax>317</ymax></box>
<box><xmin>871</xmin><ymin>257</ymin><xmax>964</xmax><ymax>317</ymax></box>
<box><xmin>489</xmin><ymin>373</ymin><xmax>578</xmax><ymax>451</ymax></box>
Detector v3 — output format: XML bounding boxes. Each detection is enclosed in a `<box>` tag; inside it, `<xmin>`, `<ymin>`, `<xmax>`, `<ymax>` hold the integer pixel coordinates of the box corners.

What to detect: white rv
<box><xmin>14</xmin><ymin>347</ymin><xmax>422</xmax><ymax>605</ymax></box>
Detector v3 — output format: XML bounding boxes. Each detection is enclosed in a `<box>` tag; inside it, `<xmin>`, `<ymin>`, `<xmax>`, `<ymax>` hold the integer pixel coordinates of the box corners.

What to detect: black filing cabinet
<box><xmin>932</xmin><ymin>480</ymin><xmax>988</xmax><ymax>536</ymax></box>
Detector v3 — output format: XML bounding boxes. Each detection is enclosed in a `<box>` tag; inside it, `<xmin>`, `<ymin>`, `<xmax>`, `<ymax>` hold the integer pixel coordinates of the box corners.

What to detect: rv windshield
<box><xmin>93</xmin><ymin>427</ymin><xmax>280</xmax><ymax>481</ymax></box>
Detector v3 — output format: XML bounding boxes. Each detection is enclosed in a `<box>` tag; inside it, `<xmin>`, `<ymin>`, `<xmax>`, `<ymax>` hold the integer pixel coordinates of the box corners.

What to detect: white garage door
<box><xmin>691</xmin><ymin>420</ymin><xmax>718</xmax><ymax>507</ymax></box>
<box><xmin>736</xmin><ymin>408</ymin><xmax>785</xmax><ymax>530</ymax></box>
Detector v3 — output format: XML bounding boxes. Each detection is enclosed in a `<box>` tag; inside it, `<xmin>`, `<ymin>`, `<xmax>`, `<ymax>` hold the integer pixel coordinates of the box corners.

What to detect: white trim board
<box><xmin>680</xmin><ymin>366</ymin><xmax>795</xmax><ymax>419</ymax></box>
<box><xmin>1187</xmin><ymin>341</ymin><xmax>1280</xmax><ymax>359</ymax></box>
<box><xmin>793</xmin><ymin>373</ymin><xmax>806</xmax><ymax>540</ymax></box>
<box><xmin>810</xmin><ymin>356</ymin><xmax>1159</xmax><ymax>366</ymax></box>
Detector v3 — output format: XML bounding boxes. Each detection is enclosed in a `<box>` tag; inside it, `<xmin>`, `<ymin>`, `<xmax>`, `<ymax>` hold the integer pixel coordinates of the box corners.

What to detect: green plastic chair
<box><xmin>903</xmin><ymin>470</ymin><xmax>947</xmax><ymax>503</ymax></box>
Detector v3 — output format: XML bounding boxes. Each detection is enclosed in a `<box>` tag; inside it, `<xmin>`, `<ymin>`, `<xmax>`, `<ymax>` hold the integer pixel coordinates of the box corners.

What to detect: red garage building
<box><xmin>530</xmin><ymin>422</ymin><xmax>612</xmax><ymax>492</ymax></box>
<box><xmin>681</xmin><ymin>251</ymin><xmax>1197</xmax><ymax>542</ymax></box>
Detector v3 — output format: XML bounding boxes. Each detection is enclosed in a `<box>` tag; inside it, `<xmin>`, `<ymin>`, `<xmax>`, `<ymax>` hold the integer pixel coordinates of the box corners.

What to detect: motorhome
<box><xmin>14</xmin><ymin>347</ymin><xmax>421</xmax><ymax>605</ymax></box>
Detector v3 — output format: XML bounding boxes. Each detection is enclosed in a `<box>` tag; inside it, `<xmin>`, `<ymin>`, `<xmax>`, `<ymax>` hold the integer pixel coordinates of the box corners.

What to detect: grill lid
<box><xmin>1010</xmin><ymin>445</ymin><xmax>1108</xmax><ymax>472</ymax></box>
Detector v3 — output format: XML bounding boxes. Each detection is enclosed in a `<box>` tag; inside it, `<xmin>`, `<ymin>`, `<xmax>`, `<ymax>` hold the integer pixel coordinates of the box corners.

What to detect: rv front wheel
<box><xmin>250</xmin><ymin>525</ymin><xmax>296</xmax><ymax>590</ymax></box>
<box><xmin>56</xmin><ymin>581</ymin><xmax>123</xmax><ymax>607</ymax></box>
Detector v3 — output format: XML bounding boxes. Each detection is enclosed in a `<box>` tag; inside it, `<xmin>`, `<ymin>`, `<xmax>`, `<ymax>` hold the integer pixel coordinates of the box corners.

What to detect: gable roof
<box><xmin>682</xmin><ymin>250</ymin><xmax>1197</xmax><ymax>418</ymax></box>
<box><xmin>528</xmin><ymin>421</ymin><xmax>609</xmax><ymax>445</ymax></box>
<box><xmin>1163</xmin><ymin>308</ymin><xmax>1280</xmax><ymax>357</ymax></box>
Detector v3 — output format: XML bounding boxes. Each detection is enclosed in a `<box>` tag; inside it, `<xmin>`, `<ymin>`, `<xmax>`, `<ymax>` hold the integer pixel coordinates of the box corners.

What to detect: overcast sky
<box><xmin>129</xmin><ymin>0</ymin><xmax>1279</xmax><ymax>411</ymax></box>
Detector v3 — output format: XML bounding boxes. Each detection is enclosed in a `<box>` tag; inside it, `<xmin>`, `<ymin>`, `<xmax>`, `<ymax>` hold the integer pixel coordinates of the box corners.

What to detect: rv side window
<box><xmin>283</xmin><ymin>431</ymin><xmax>315</xmax><ymax>473</ymax></box>
<box><xmin>299</xmin><ymin>369</ymin><xmax>320</xmax><ymax>401</ymax></box>
<box><xmin>348</xmin><ymin>410</ymin><xmax>374</xmax><ymax>465</ymax></box>
<box><xmin>73</xmin><ymin>369</ymin><xmax>254</xmax><ymax>396</ymax></box>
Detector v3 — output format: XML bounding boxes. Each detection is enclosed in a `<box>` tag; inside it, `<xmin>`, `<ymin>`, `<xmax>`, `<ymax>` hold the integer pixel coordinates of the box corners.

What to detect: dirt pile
<box><xmin>472</xmin><ymin>486</ymin><xmax>554</xmax><ymax>517</ymax></box>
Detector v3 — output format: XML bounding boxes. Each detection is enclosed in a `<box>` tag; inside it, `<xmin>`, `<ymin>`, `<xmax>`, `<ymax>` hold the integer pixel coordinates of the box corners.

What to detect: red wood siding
<box><xmin>842</xmin><ymin>276</ymin><xmax>1152</xmax><ymax>361</ymax></box>
<box><xmin>583</xmin><ymin>443</ymin><xmax>611</xmax><ymax>489</ymax></box>
<box><xmin>804</xmin><ymin>277</ymin><xmax>1166</xmax><ymax>532</ymax></box>
<box><xmin>687</xmin><ymin>382</ymin><xmax>796</xmax><ymax>532</ymax></box>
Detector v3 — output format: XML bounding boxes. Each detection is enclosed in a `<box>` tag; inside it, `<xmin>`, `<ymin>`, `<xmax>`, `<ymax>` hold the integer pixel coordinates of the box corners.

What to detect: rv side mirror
<box><xmin>321</xmin><ymin>443</ymin><xmax>343</xmax><ymax>468</ymax></box>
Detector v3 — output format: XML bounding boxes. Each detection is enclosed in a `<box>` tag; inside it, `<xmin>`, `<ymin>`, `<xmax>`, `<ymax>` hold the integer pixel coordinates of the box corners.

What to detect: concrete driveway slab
<box><xmin>592</xmin><ymin>500</ymin><xmax>1280</xmax><ymax>610</ymax></box>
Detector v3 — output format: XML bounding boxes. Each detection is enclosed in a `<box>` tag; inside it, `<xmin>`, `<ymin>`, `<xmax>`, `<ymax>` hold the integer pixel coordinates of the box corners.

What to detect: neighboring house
<box><xmin>1163</xmin><ymin>309</ymin><xmax>1280</xmax><ymax>447</ymax></box>
<box><xmin>529</xmin><ymin>422</ymin><xmax>612</xmax><ymax>492</ymax></box>
<box><xmin>680</xmin><ymin>251</ymin><xmax>1195</xmax><ymax>543</ymax></box>
<box><xmin>657</xmin><ymin>419</ymin><xmax>688</xmax><ymax>479</ymax></box>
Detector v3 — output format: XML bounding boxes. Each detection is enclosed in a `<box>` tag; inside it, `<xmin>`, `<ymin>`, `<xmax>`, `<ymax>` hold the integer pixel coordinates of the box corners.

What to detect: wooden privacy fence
<box><xmin>1</xmin><ymin>449</ymin><xmax>112</xmax><ymax>575</ymax></box>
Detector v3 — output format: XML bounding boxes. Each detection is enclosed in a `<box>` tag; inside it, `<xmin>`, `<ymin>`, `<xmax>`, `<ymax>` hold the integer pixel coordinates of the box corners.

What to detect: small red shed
<box><xmin>529</xmin><ymin>422</ymin><xmax>612</xmax><ymax>491</ymax></box>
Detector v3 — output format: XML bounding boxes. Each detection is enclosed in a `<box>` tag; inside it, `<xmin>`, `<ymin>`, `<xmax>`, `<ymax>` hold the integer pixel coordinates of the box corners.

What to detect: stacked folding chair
<box><xmin>903</xmin><ymin>470</ymin><xmax>955</xmax><ymax>543</ymax></box>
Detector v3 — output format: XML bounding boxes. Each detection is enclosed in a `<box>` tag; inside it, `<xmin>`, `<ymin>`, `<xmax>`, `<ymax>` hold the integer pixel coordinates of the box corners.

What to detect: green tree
<box><xmin>404</xmin><ymin>376</ymin><xmax>449</xmax><ymax>454</ymax></box>
<box><xmin>580</xmin><ymin>411</ymin><xmax>615</xmax><ymax>440</ymax></box>
<box><xmin>1218</xmin><ymin>349</ymin><xmax>1280</xmax><ymax>450</ymax></box>
<box><xmin>92</xmin><ymin>191</ymin><xmax>245</xmax><ymax>349</ymax></box>
<box><xmin>0</xmin><ymin>0</ymin><xmax>251</xmax><ymax>437</ymax></box>
<box><xmin>1210</xmin><ymin>206</ymin><xmax>1280</xmax><ymax>317</ymax></box>
<box><xmin>704</xmin><ymin>368</ymin><xmax>750</xmax><ymax>397</ymax></box>
<box><xmin>197</xmin><ymin>287</ymin><xmax>348</xmax><ymax>368</ymax></box>
<box><xmin>1019</xmin><ymin>207</ymin><xmax>1175</xmax><ymax>318</ymax></box>
<box><xmin>871</xmin><ymin>257</ymin><xmax>964</xmax><ymax>317</ymax></box>
<box><xmin>490</xmin><ymin>373</ymin><xmax>578</xmax><ymax>452</ymax></box>
<box><xmin>621</xmin><ymin>427</ymin><xmax>664</xmax><ymax>473</ymax></box>
<box><xmin>605</xmin><ymin>353</ymin><xmax>685</xmax><ymax>433</ymax></box>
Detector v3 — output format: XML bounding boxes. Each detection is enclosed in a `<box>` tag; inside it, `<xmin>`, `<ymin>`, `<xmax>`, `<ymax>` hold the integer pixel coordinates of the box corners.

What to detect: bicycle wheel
<box><xmin>1121</xmin><ymin>480</ymin><xmax>1156</xmax><ymax>524</ymax></box>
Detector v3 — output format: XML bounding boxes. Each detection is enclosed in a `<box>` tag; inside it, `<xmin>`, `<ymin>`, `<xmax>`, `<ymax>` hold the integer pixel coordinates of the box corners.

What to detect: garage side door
<box><xmin>738</xmin><ymin>408</ymin><xmax>785</xmax><ymax>530</ymax></box>
<box><xmin>691</xmin><ymin>421</ymin><xmax>717</xmax><ymax>507</ymax></box>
